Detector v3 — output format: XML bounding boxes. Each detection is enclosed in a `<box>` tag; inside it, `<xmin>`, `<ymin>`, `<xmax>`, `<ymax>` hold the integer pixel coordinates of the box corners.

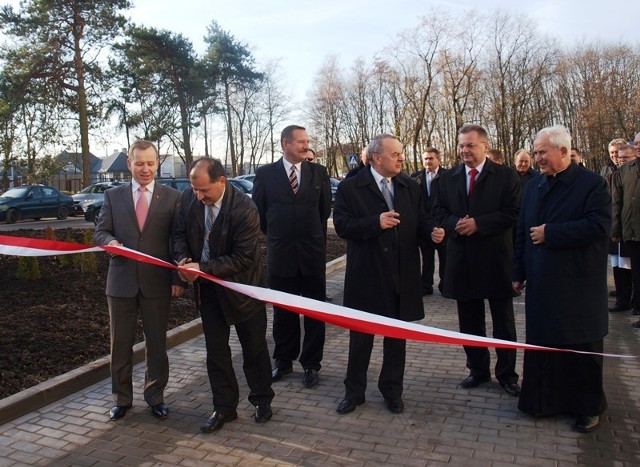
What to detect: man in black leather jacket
<box><xmin>173</xmin><ymin>157</ymin><xmax>274</xmax><ymax>433</ymax></box>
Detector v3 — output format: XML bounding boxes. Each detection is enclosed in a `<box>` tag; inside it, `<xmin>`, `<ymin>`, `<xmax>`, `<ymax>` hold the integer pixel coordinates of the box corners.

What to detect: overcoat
<box><xmin>512</xmin><ymin>163</ymin><xmax>611</xmax><ymax>345</ymax></box>
<box><xmin>173</xmin><ymin>183</ymin><xmax>266</xmax><ymax>326</ymax></box>
<box><xmin>432</xmin><ymin>159</ymin><xmax>521</xmax><ymax>300</ymax></box>
<box><xmin>252</xmin><ymin>158</ymin><xmax>332</xmax><ymax>278</ymax></box>
<box><xmin>333</xmin><ymin>166</ymin><xmax>434</xmax><ymax>321</ymax></box>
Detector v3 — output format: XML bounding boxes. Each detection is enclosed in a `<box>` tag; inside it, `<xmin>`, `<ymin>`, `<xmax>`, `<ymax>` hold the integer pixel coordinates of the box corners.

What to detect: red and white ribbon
<box><xmin>0</xmin><ymin>234</ymin><xmax>634</xmax><ymax>358</ymax></box>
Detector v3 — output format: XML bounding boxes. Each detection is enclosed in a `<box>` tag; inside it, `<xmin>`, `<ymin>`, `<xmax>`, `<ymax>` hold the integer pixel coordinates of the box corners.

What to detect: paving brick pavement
<box><xmin>1</xmin><ymin>260</ymin><xmax>639</xmax><ymax>466</ymax></box>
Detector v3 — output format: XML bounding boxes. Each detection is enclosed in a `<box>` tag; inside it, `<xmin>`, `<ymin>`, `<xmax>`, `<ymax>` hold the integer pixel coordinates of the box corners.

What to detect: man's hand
<box><xmin>530</xmin><ymin>224</ymin><xmax>546</xmax><ymax>245</ymax></box>
<box><xmin>455</xmin><ymin>215</ymin><xmax>478</xmax><ymax>236</ymax></box>
<box><xmin>512</xmin><ymin>281</ymin><xmax>524</xmax><ymax>296</ymax></box>
<box><xmin>611</xmin><ymin>236</ymin><xmax>620</xmax><ymax>243</ymax></box>
<box><xmin>176</xmin><ymin>258</ymin><xmax>199</xmax><ymax>283</ymax></box>
<box><xmin>431</xmin><ymin>227</ymin><xmax>445</xmax><ymax>244</ymax></box>
<box><xmin>107</xmin><ymin>239</ymin><xmax>122</xmax><ymax>257</ymax></box>
<box><xmin>380</xmin><ymin>210</ymin><xmax>400</xmax><ymax>230</ymax></box>
<box><xmin>172</xmin><ymin>285</ymin><xmax>186</xmax><ymax>297</ymax></box>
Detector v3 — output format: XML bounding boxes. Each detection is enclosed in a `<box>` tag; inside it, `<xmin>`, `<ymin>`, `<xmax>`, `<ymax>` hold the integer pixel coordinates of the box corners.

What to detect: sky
<box><xmin>126</xmin><ymin>0</ymin><xmax>640</xmax><ymax>106</ymax></box>
<box><xmin>3</xmin><ymin>0</ymin><xmax>640</xmax><ymax>156</ymax></box>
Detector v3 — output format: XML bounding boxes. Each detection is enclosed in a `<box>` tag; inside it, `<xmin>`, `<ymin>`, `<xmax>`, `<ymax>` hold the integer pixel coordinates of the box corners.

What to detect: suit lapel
<box><xmin>122</xmin><ymin>183</ymin><xmax>138</xmax><ymax>229</ymax></box>
<box><xmin>275</xmin><ymin>158</ymin><xmax>295</xmax><ymax>196</ymax></box>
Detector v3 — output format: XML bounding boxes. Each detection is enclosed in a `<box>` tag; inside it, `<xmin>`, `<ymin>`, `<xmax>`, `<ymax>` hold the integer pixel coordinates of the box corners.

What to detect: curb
<box><xmin>0</xmin><ymin>255</ymin><xmax>347</xmax><ymax>427</ymax></box>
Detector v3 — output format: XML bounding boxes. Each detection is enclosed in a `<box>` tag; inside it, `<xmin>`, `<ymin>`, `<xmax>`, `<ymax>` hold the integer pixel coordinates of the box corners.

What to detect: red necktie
<box><xmin>468</xmin><ymin>168</ymin><xmax>478</xmax><ymax>196</ymax></box>
<box><xmin>135</xmin><ymin>186</ymin><xmax>149</xmax><ymax>229</ymax></box>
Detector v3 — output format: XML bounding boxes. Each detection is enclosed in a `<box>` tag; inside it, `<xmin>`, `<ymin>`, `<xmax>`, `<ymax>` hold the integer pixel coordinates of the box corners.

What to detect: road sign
<box><xmin>346</xmin><ymin>155</ymin><xmax>359</xmax><ymax>168</ymax></box>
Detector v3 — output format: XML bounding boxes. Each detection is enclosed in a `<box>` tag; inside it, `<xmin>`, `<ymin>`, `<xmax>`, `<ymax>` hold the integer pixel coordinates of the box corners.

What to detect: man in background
<box><xmin>413</xmin><ymin>147</ymin><xmax>447</xmax><ymax>295</ymax></box>
<box><xmin>612</xmin><ymin>140</ymin><xmax>640</xmax><ymax>325</ymax></box>
<box><xmin>253</xmin><ymin>125</ymin><xmax>332</xmax><ymax>388</ymax></box>
<box><xmin>514</xmin><ymin>149</ymin><xmax>538</xmax><ymax>189</ymax></box>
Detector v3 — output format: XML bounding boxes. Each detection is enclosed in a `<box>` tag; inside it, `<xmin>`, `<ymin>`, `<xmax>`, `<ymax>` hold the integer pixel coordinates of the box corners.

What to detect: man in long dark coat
<box><xmin>333</xmin><ymin>134</ymin><xmax>444</xmax><ymax>415</ymax></box>
<box><xmin>512</xmin><ymin>125</ymin><xmax>610</xmax><ymax>433</ymax></box>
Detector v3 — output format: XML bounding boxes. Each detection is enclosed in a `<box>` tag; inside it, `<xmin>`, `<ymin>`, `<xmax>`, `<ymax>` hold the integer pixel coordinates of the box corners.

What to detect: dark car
<box><xmin>0</xmin><ymin>185</ymin><xmax>75</xmax><ymax>224</ymax></box>
<box><xmin>330</xmin><ymin>177</ymin><xmax>340</xmax><ymax>205</ymax></box>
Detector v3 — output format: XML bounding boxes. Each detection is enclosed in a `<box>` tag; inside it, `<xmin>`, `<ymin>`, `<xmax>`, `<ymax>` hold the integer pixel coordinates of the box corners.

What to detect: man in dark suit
<box><xmin>513</xmin><ymin>125</ymin><xmax>610</xmax><ymax>433</ymax></box>
<box><xmin>94</xmin><ymin>140</ymin><xmax>183</xmax><ymax>421</ymax></box>
<box><xmin>173</xmin><ymin>158</ymin><xmax>274</xmax><ymax>433</ymax></box>
<box><xmin>333</xmin><ymin>134</ymin><xmax>445</xmax><ymax>415</ymax></box>
<box><xmin>432</xmin><ymin>124</ymin><xmax>521</xmax><ymax>397</ymax></box>
<box><xmin>514</xmin><ymin>149</ymin><xmax>538</xmax><ymax>189</ymax></box>
<box><xmin>252</xmin><ymin>125</ymin><xmax>332</xmax><ymax>388</ymax></box>
<box><xmin>413</xmin><ymin>147</ymin><xmax>447</xmax><ymax>295</ymax></box>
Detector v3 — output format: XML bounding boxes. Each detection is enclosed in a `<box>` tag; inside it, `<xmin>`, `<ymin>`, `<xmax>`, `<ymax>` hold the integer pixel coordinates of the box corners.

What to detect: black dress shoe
<box><xmin>422</xmin><ymin>286</ymin><xmax>434</xmax><ymax>296</ymax></box>
<box><xmin>272</xmin><ymin>365</ymin><xmax>293</xmax><ymax>382</ymax></box>
<box><xmin>254</xmin><ymin>405</ymin><xmax>273</xmax><ymax>423</ymax></box>
<box><xmin>109</xmin><ymin>405</ymin><xmax>131</xmax><ymax>421</ymax></box>
<box><xmin>200</xmin><ymin>411</ymin><xmax>238</xmax><ymax>433</ymax></box>
<box><xmin>632</xmin><ymin>319</ymin><xmax>640</xmax><ymax>328</ymax></box>
<box><xmin>336</xmin><ymin>398</ymin><xmax>364</xmax><ymax>415</ymax></box>
<box><xmin>574</xmin><ymin>415</ymin><xmax>600</xmax><ymax>433</ymax></box>
<box><xmin>150</xmin><ymin>403</ymin><xmax>169</xmax><ymax>419</ymax></box>
<box><xmin>608</xmin><ymin>304</ymin><xmax>630</xmax><ymax>312</ymax></box>
<box><xmin>500</xmin><ymin>382</ymin><xmax>521</xmax><ymax>397</ymax></box>
<box><xmin>302</xmin><ymin>369</ymin><xmax>319</xmax><ymax>388</ymax></box>
<box><xmin>608</xmin><ymin>290</ymin><xmax>617</xmax><ymax>297</ymax></box>
<box><xmin>632</xmin><ymin>309</ymin><xmax>640</xmax><ymax>316</ymax></box>
<box><xmin>385</xmin><ymin>398</ymin><xmax>404</xmax><ymax>414</ymax></box>
<box><xmin>459</xmin><ymin>374</ymin><xmax>490</xmax><ymax>388</ymax></box>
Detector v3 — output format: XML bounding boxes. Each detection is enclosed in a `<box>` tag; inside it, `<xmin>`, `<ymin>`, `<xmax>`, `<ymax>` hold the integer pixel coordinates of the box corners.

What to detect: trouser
<box><xmin>270</xmin><ymin>273</ymin><xmax>326</xmax><ymax>371</ymax></box>
<box><xmin>108</xmin><ymin>293</ymin><xmax>170</xmax><ymax>407</ymax></box>
<box><xmin>456</xmin><ymin>297</ymin><xmax>519</xmax><ymax>384</ymax></box>
<box><xmin>200</xmin><ymin>284</ymin><xmax>274</xmax><ymax>414</ymax></box>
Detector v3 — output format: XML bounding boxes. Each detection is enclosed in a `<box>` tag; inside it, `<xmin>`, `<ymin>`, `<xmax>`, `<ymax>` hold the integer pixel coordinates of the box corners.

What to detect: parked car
<box><xmin>0</xmin><ymin>185</ymin><xmax>75</xmax><ymax>224</ymax></box>
<box><xmin>234</xmin><ymin>173</ymin><xmax>256</xmax><ymax>183</ymax></box>
<box><xmin>330</xmin><ymin>177</ymin><xmax>341</xmax><ymax>205</ymax></box>
<box><xmin>87</xmin><ymin>177</ymin><xmax>253</xmax><ymax>225</ymax></box>
<box><xmin>72</xmin><ymin>181</ymin><xmax>125</xmax><ymax>217</ymax></box>
<box><xmin>229</xmin><ymin>177</ymin><xmax>253</xmax><ymax>195</ymax></box>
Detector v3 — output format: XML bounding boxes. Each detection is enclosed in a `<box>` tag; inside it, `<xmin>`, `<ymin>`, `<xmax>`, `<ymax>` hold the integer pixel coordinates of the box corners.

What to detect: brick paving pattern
<box><xmin>1</xmin><ymin>261</ymin><xmax>639</xmax><ymax>466</ymax></box>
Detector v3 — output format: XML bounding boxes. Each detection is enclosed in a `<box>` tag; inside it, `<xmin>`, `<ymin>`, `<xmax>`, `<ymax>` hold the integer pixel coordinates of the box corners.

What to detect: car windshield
<box><xmin>0</xmin><ymin>187</ymin><xmax>29</xmax><ymax>198</ymax></box>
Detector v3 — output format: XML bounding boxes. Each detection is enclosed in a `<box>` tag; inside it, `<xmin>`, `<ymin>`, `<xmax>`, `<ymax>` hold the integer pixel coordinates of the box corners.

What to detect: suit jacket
<box><xmin>432</xmin><ymin>158</ymin><xmax>521</xmax><ymax>299</ymax></box>
<box><xmin>94</xmin><ymin>182</ymin><xmax>181</xmax><ymax>298</ymax></box>
<box><xmin>252</xmin><ymin>158</ymin><xmax>332</xmax><ymax>278</ymax></box>
<box><xmin>512</xmin><ymin>163</ymin><xmax>610</xmax><ymax>345</ymax></box>
<box><xmin>333</xmin><ymin>166</ymin><xmax>434</xmax><ymax>321</ymax></box>
<box><xmin>173</xmin><ymin>184</ymin><xmax>265</xmax><ymax>326</ymax></box>
<box><xmin>413</xmin><ymin>167</ymin><xmax>447</xmax><ymax>214</ymax></box>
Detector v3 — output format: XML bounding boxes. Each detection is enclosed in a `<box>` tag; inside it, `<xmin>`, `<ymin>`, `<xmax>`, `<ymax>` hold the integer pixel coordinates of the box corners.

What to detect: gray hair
<box><xmin>368</xmin><ymin>134</ymin><xmax>399</xmax><ymax>159</ymax></box>
<box><xmin>535</xmin><ymin>125</ymin><xmax>571</xmax><ymax>152</ymax></box>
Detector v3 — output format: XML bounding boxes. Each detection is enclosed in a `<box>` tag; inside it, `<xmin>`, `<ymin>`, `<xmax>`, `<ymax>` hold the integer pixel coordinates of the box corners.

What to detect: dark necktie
<box><xmin>200</xmin><ymin>205</ymin><xmax>215</xmax><ymax>262</ymax></box>
<box><xmin>289</xmin><ymin>165</ymin><xmax>299</xmax><ymax>193</ymax></box>
<box><xmin>468</xmin><ymin>168</ymin><xmax>478</xmax><ymax>196</ymax></box>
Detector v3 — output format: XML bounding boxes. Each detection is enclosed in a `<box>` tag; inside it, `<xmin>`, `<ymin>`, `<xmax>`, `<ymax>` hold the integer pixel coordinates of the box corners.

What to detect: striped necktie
<box><xmin>289</xmin><ymin>165</ymin><xmax>299</xmax><ymax>193</ymax></box>
<box><xmin>201</xmin><ymin>205</ymin><xmax>215</xmax><ymax>262</ymax></box>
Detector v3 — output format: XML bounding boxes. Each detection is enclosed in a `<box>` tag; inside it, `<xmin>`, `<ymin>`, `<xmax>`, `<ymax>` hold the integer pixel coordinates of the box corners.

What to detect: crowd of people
<box><xmin>93</xmin><ymin>123</ymin><xmax>634</xmax><ymax>436</ymax></box>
